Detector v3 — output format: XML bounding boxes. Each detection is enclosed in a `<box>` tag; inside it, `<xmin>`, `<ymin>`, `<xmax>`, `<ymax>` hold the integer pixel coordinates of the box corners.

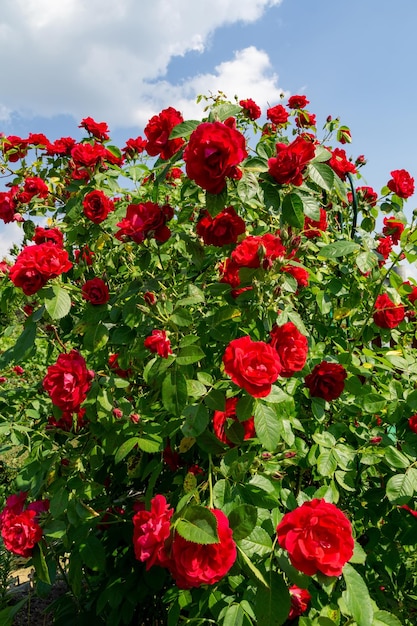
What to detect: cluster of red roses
<box><xmin>0</xmin><ymin>492</ymin><xmax>49</xmax><ymax>558</ymax></box>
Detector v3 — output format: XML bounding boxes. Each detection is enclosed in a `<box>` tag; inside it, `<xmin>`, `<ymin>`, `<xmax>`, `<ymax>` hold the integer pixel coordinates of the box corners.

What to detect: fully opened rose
<box><xmin>43</xmin><ymin>350</ymin><xmax>94</xmax><ymax>412</ymax></box>
<box><xmin>304</xmin><ymin>361</ymin><xmax>347</xmax><ymax>401</ymax></box>
<box><xmin>223</xmin><ymin>336</ymin><xmax>281</xmax><ymax>397</ymax></box>
<box><xmin>277</xmin><ymin>499</ymin><xmax>354</xmax><ymax>576</ymax></box>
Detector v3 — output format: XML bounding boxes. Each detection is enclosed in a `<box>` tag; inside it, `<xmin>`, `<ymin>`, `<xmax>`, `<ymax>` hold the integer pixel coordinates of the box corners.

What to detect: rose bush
<box><xmin>1</xmin><ymin>90</ymin><xmax>417</xmax><ymax>625</ymax></box>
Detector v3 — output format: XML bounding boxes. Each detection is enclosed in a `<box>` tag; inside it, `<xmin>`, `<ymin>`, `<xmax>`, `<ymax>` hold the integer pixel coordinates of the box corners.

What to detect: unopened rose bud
<box><xmin>130</xmin><ymin>413</ymin><xmax>140</xmax><ymax>424</ymax></box>
<box><xmin>112</xmin><ymin>408</ymin><xmax>123</xmax><ymax>419</ymax></box>
<box><xmin>370</xmin><ymin>436</ymin><xmax>382</xmax><ymax>445</ymax></box>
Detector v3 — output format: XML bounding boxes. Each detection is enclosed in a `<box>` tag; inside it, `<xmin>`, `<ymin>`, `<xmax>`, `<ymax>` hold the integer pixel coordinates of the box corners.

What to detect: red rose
<box><xmin>144</xmin><ymin>291</ymin><xmax>156</xmax><ymax>305</ymax></box>
<box><xmin>387</xmin><ymin>169</ymin><xmax>415</xmax><ymax>199</ymax></box>
<box><xmin>223</xmin><ymin>336</ymin><xmax>281</xmax><ymax>398</ymax></box>
<box><xmin>167</xmin><ymin>509</ymin><xmax>236</xmax><ymax>588</ymax></box>
<box><xmin>231</xmin><ymin>234</ymin><xmax>286</xmax><ymax>270</ymax></box>
<box><xmin>402</xmin><ymin>281</ymin><xmax>417</xmax><ymax>305</ymax></box>
<box><xmin>213</xmin><ymin>397</ymin><xmax>256</xmax><ymax>446</ymax></box>
<box><xmin>383</xmin><ymin>216</ymin><xmax>405</xmax><ymax>244</ymax></box>
<box><xmin>267</xmin><ymin>104</ymin><xmax>289</xmax><ymax>125</ymax></box>
<box><xmin>305</xmin><ymin>361</ymin><xmax>347</xmax><ymax>401</ymax></box>
<box><xmin>0</xmin><ymin>190</ymin><xmax>17</xmax><ymax>223</ymax></box>
<box><xmin>269</xmin><ymin>321</ymin><xmax>308</xmax><ymax>377</ymax></box>
<box><xmin>43</xmin><ymin>350</ymin><xmax>94</xmax><ymax>412</ymax></box>
<box><xmin>144</xmin><ymin>107</ymin><xmax>184</xmax><ymax>160</ymax></box>
<box><xmin>74</xmin><ymin>245</ymin><xmax>94</xmax><ymax>266</ymax></box>
<box><xmin>219</xmin><ymin>258</ymin><xmax>241</xmax><ymax>288</ymax></box>
<box><xmin>303</xmin><ymin>208</ymin><xmax>328</xmax><ymax>238</ymax></box>
<box><xmin>287</xmin><ymin>95</ymin><xmax>309</xmax><ymax>109</ymax></box>
<box><xmin>81</xmin><ymin>277</ymin><xmax>110</xmax><ymax>305</ymax></box>
<box><xmin>288</xmin><ymin>586</ymin><xmax>311</xmax><ymax>620</ymax></box>
<box><xmin>46</xmin><ymin>136</ymin><xmax>76</xmax><ymax>156</ymax></box>
<box><xmin>33</xmin><ymin>226</ymin><xmax>64</xmax><ymax>247</ymax></box>
<box><xmin>16</xmin><ymin>176</ymin><xmax>49</xmax><ymax>204</ymax></box>
<box><xmin>276</xmin><ymin>498</ymin><xmax>354</xmax><ymax>576</ymax></box>
<box><xmin>71</xmin><ymin>142</ymin><xmax>106</xmax><ymax>168</ymax></box>
<box><xmin>9</xmin><ymin>243</ymin><xmax>73</xmax><ymax>296</ymax></box>
<box><xmin>0</xmin><ymin>509</ymin><xmax>42</xmax><ymax>558</ymax></box>
<box><xmin>79</xmin><ymin>116</ymin><xmax>110</xmax><ymax>141</ymax></box>
<box><xmin>123</xmin><ymin>136</ymin><xmax>147</xmax><ymax>159</ymax></box>
<box><xmin>281</xmin><ymin>263</ymin><xmax>309</xmax><ymax>288</ymax></box>
<box><xmin>132</xmin><ymin>495</ymin><xmax>174</xmax><ymax>570</ymax></box>
<box><xmin>196</xmin><ymin>206</ymin><xmax>246</xmax><ymax>247</ymax></box>
<box><xmin>356</xmin><ymin>186</ymin><xmax>378</xmax><ymax>207</ymax></box>
<box><xmin>115</xmin><ymin>202</ymin><xmax>174</xmax><ymax>244</ymax></box>
<box><xmin>375</xmin><ymin>236</ymin><xmax>393</xmax><ymax>266</ymax></box>
<box><xmin>327</xmin><ymin>147</ymin><xmax>357</xmax><ymax>180</ymax></box>
<box><xmin>268</xmin><ymin>136</ymin><xmax>315</xmax><ymax>186</ymax></box>
<box><xmin>373</xmin><ymin>294</ymin><xmax>405</xmax><ymax>329</ymax></box>
<box><xmin>239</xmin><ymin>98</ymin><xmax>261</xmax><ymax>120</ymax></box>
<box><xmin>183</xmin><ymin>119</ymin><xmax>248</xmax><ymax>195</ymax></box>
<box><xmin>144</xmin><ymin>330</ymin><xmax>172</xmax><ymax>358</ymax></box>
<box><xmin>82</xmin><ymin>190</ymin><xmax>115</xmax><ymax>224</ymax></box>
<box><xmin>2</xmin><ymin>135</ymin><xmax>28</xmax><ymax>162</ymax></box>
<box><xmin>409</xmin><ymin>414</ymin><xmax>417</xmax><ymax>433</ymax></box>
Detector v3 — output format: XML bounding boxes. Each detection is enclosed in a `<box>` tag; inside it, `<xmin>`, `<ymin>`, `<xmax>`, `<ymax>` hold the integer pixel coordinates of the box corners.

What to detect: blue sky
<box><xmin>2</xmin><ymin>0</ymin><xmax>417</xmax><ymax>264</ymax></box>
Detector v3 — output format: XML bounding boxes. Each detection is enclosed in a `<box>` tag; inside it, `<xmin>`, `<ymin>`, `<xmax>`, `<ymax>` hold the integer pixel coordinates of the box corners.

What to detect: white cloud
<box><xmin>0</xmin><ymin>0</ymin><xmax>284</xmax><ymax>128</ymax></box>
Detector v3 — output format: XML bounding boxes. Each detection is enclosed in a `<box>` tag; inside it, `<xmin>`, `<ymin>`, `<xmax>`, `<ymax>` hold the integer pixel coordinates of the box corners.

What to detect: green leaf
<box><xmin>356</xmin><ymin>251</ymin><xmax>378</xmax><ymax>274</ymax></box>
<box><xmin>361</xmin><ymin>393</ymin><xmax>386</xmax><ymax>413</ymax></box>
<box><xmin>182</xmin><ymin>404</ymin><xmax>209</xmax><ymax>438</ymax></box>
<box><xmin>318</xmin><ymin>241</ymin><xmax>360</xmax><ymax>259</ymax></box>
<box><xmin>236</xmin><ymin>395</ymin><xmax>255</xmax><ymax>421</ymax></box>
<box><xmin>162</xmin><ymin>369</ymin><xmax>188</xmax><ymax>417</ymax></box>
<box><xmin>206</xmin><ymin>187</ymin><xmax>228</xmax><ymax>216</ymax></box>
<box><xmin>209</xmin><ymin>103</ymin><xmax>242</xmax><ymax>121</ymax></box>
<box><xmin>350</xmin><ymin>540</ymin><xmax>367</xmax><ymax>564</ymax></box>
<box><xmin>137</xmin><ymin>435</ymin><xmax>163</xmax><ymax>453</ymax></box>
<box><xmin>372</xmin><ymin>610</ymin><xmax>403</xmax><ymax>626</ymax></box>
<box><xmin>384</xmin><ymin>446</ymin><xmax>410</xmax><ymax>469</ymax></box>
<box><xmin>44</xmin><ymin>285</ymin><xmax>72</xmax><ymax>319</ymax></box>
<box><xmin>170</xmin><ymin>308</ymin><xmax>193</xmax><ymax>327</ymax></box>
<box><xmin>228</xmin><ymin>504</ymin><xmax>257</xmax><ymax>541</ymax></box>
<box><xmin>221</xmin><ymin>603</ymin><xmax>251</xmax><ymax>626</ymax></box>
<box><xmin>83</xmin><ymin>322</ymin><xmax>109</xmax><ymax>352</ymax></box>
<box><xmin>300</xmin><ymin>194</ymin><xmax>321</xmax><ymax>220</ymax></box>
<box><xmin>254</xmin><ymin>403</ymin><xmax>281</xmax><ymax>451</ymax></box>
<box><xmin>386</xmin><ymin>473</ymin><xmax>414</xmax><ymax>503</ymax></box>
<box><xmin>176</xmin><ymin>506</ymin><xmax>219</xmax><ymax>544</ymax></box>
<box><xmin>307</xmin><ymin>162</ymin><xmax>335</xmax><ymax>191</ymax></box>
<box><xmin>114</xmin><ymin>437</ymin><xmax>140</xmax><ymax>464</ymax></box>
<box><xmin>80</xmin><ymin>535</ymin><xmax>106</xmax><ymax>571</ymax></box>
<box><xmin>32</xmin><ymin>542</ymin><xmax>51</xmax><ymax>584</ymax></box>
<box><xmin>237</xmin><ymin>544</ymin><xmax>270</xmax><ymax>588</ymax></box>
<box><xmin>169</xmin><ymin>120</ymin><xmax>201</xmax><ymax>139</ymax></box>
<box><xmin>342</xmin><ymin>563</ymin><xmax>374</xmax><ymax>626</ymax></box>
<box><xmin>317</xmin><ymin>450</ymin><xmax>337</xmax><ymax>477</ymax></box>
<box><xmin>282</xmin><ymin>192</ymin><xmax>304</xmax><ymax>229</ymax></box>
<box><xmin>0</xmin><ymin>322</ymin><xmax>36</xmax><ymax>367</ymax></box>
<box><xmin>0</xmin><ymin>598</ymin><xmax>28</xmax><ymax>626</ymax></box>
<box><xmin>254</xmin><ymin>571</ymin><xmax>291</xmax><ymax>626</ymax></box>
<box><xmin>176</xmin><ymin>345</ymin><xmax>205</xmax><ymax>365</ymax></box>
<box><xmin>239</xmin><ymin>526</ymin><xmax>273</xmax><ymax>557</ymax></box>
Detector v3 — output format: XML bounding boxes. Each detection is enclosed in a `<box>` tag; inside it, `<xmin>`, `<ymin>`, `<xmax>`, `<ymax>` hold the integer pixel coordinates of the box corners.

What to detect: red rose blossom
<box><xmin>213</xmin><ymin>397</ymin><xmax>256</xmax><ymax>446</ymax></box>
<box><xmin>356</xmin><ymin>185</ymin><xmax>378</xmax><ymax>207</ymax></box>
<box><xmin>132</xmin><ymin>495</ymin><xmax>174</xmax><ymax>570</ymax></box>
<box><xmin>82</xmin><ymin>190</ymin><xmax>115</xmax><ymax>224</ymax></box>
<box><xmin>409</xmin><ymin>414</ymin><xmax>417</xmax><ymax>433</ymax></box>
<box><xmin>287</xmin><ymin>95</ymin><xmax>309</xmax><ymax>109</ymax></box>
<box><xmin>167</xmin><ymin>509</ymin><xmax>236</xmax><ymax>588</ymax></box>
<box><xmin>0</xmin><ymin>190</ymin><xmax>18</xmax><ymax>223</ymax></box>
<box><xmin>2</xmin><ymin>135</ymin><xmax>28</xmax><ymax>162</ymax></box>
<box><xmin>269</xmin><ymin>321</ymin><xmax>308</xmax><ymax>377</ymax></box>
<box><xmin>9</xmin><ymin>243</ymin><xmax>73</xmax><ymax>296</ymax></box>
<box><xmin>281</xmin><ymin>263</ymin><xmax>309</xmax><ymax>288</ymax></box>
<box><xmin>387</xmin><ymin>169</ymin><xmax>415</xmax><ymax>199</ymax></box>
<box><xmin>223</xmin><ymin>335</ymin><xmax>281</xmax><ymax>398</ymax></box>
<box><xmin>303</xmin><ymin>208</ymin><xmax>328</xmax><ymax>238</ymax></box>
<box><xmin>327</xmin><ymin>147</ymin><xmax>357</xmax><ymax>180</ymax></box>
<box><xmin>81</xmin><ymin>277</ymin><xmax>110</xmax><ymax>305</ymax></box>
<box><xmin>239</xmin><ymin>98</ymin><xmax>261</xmax><ymax>120</ymax></box>
<box><xmin>115</xmin><ymin>202</ymin><xmax>174</xmax><ymax>244</ymax></box>
<box><xmin>144</xmin><ymin>330</ymin><xmax>172</xmax><ymax>358</ymax></box>
<box><xmin>304</xmin><ymin>361</ymin><xmax>347</xmax><ymax>401</ymax></box>
<box><xmin>373</xmin><ymin>294</ymin><xmax>405</xmax><ymax>329</ymax></box>
<box><xmin>144</xmin><ymin>107</ymin><xmax>184</xmax><ymax>160</ymax></box>
<box><xmin>295</xmin><ymin>111</ymin><xmax>316</xmax><ymax>128</ymax></box>
<box><xmin>276</xmin><ymin>498</ymin><xmax>354</xmax><ymax>576</ymax></box>
<box><xmin>375</xmin><ymin>236</ymin><xmax>393</xmax><ymax>266</ymax></box>
<box><xmin>288</xmin><ymin>585</ymin><xmax>311</xmax><ymax>620</ymax></box>
<box><xmin>33</xmin><ymin>226</ymin><xmax>64</xmax><ymax>247</ymax></box>
<box><xmin>197</xmin><ymin>206</ymin><xmax>246</xmax><ymax>247</ymax></box>
<box><xmin>108</xmin><ymin>353</ymin><xmax>132</xmax><ymax>379</ymax></box>
<box><xmin>268</xmin><ymin>136</ymin><xmax>315</xmax><ymax>186</ymax></box>
<box><xmin>0</xmin><ymin>509</ymin><xmax>42</xmax><ymax>558</ymax></box>
<box><xmin>267</xmin><ymin>104</ymin><xmax>289</xmax><ymax>125</ymax></box>
<box><xmin>183</xmin><ymin>119</ymin><xmax>247</xmax><ymax>195</ymax></box>
<box><xmin>383</xmin><ymin>216</ymin><xmax>405</xmax><ymax>245</ymax></box>
<box><xmin>43</xmin><ymin>350</ymin><xmax>94</xmax><ymax>412</ymax></box>
<box><xmin>79</xmin><ymin>116</ymin><xmax>110</xmax><ymax>141</ymax></box>
<box><xmin>17</xmin><ymin>176</ymin><xmax>49</xmax><ymax>203</ymax></box>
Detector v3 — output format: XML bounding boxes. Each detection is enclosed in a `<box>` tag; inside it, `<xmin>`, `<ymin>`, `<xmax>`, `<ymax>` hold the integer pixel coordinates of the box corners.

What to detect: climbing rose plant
<box><xmin>1</xmin><ymin>92</ymin><xmax>417</xmax><ymax>626</ymax></box>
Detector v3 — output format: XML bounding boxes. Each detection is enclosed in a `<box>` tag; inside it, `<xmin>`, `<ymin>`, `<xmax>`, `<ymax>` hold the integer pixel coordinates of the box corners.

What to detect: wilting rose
<box><xmin>223</xmin><ymin>335</ymin><xmax>281</xmax><ymax>398</ymax></box>
<box><xmin>196</xmin><ymin>206</ymin><xmax>246</xmax><ymax>246</ymax></box>
<box><xmin>144</xmin><ymin>107</ymin><xmax>184</xmax><ymax>160</ymax></box>
<box><xmin>167</xmin><ymin>509</ymin><xmax>236</xmax><ymax>588</ymax></box>
<box><xmin>183</xmin><ymin>119</ymin><xmax>247</xmax><ymax>194</ymax></box>
<box><xmin>295</xmin><ymin>111</ymin><xmax>316</xmax><ymax>128</ymax></box>
<box><xmin>43</xmin><ymin>350</ymin><xmax>94</xmax><ymax>412</ymax></box>
<box><xmin>373</xmin><ymin>294</ymin><xmax>405</xmax><ymax>329</ymax></box>
<box><xmin>356</xmin><ymin>185</ymin><xmax>378</xmax><ymax>206</ymax></box>
<box><xmin>304</xmin><ymin>361</ymin><xmax>347</xmax><ymax>401</ymax></box>
<box><xmin>82</xmin><ymin>190</ymin><xmax>115</xmax><ymax>224</ymax></box>
<box><xmin>268</xmin><ymin>136</ymin><xmax>315</xmax><ymax>186</ymax></box>
<box><xmin>387</xmin><ymin>169</ymin><xmax>415</xmax><ymax>199</ymax></box>
<box><xmin>213</xmin><ymin>397</ymin><xmax>256</xmax><ymax>446</ymax></box>
<box><xmin>115</xmin><ymin>202</ymin><xmax>174</xmax><ymax>244</ymax></box>
<box><xmin>269</xmin><ymin>321</ymin><xmax>308</xmax><ymax>377</ymax></box>
<box><xmin>276</xmin><ymin>498</ymin><xmax>354</xmax><ymax>576</ymax></box>
<box><xmin>81</xmin><ymin>277</ymin><xmax>110</xmax><ymax>305</ymax></box>
<box><xmin>144</xmin><ymin>330</ymin><xmax>172</xmax><ymax>358</ymax></box>
<box><xmin>132</xmin><ymin>495</ymin><xmax>174</xmax><ymax>570</ymax></box>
